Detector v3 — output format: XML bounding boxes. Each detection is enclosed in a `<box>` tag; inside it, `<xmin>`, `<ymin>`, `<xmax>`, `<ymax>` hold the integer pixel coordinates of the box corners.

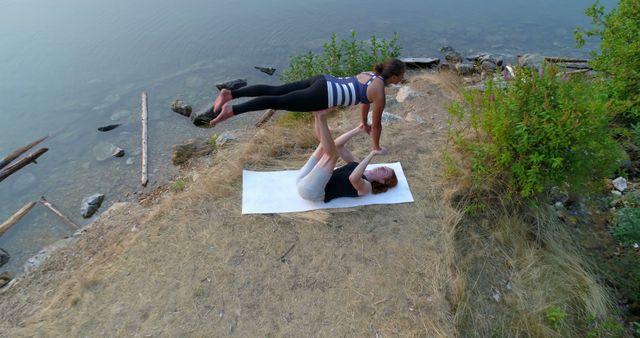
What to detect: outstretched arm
<box><xmin>359</xmin><ymin>103</ymin><xmax>371</xmax><ymax>134</ymax></box>
<box><xmin>348</xmin><ymin>149</ymin><xmax>383</xmax><ymax>196</ymax></box>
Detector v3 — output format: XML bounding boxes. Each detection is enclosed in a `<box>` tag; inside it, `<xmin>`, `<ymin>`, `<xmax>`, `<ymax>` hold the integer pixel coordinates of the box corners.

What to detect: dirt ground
<box><xmin>0</xmin><ymin>71</ymin><xmax>464</xmax><ymax>337</ymax></box>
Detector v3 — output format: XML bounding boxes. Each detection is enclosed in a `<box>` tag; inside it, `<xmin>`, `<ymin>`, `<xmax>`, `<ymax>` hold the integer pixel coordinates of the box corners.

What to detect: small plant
<box><xmin>545</xmin><ymin>306</ymin><xmax>567</xmax><ymax>330</ymax></box>
<box><xmin>281</xmin><ymin>31</ymin><xmax>402</xmax><ymax>83</ymax></box>
<box><xmin>463</xmin><ymin>202</ymin><xmax>487</xmax><ymax>216</ymax></box>
<box><xmin>585</xmin><ymin>314</ymin><xmax>625</xmax><ymax>338</ymax></box>
<box><xmin>442</xmin><ymin>152</ymin><xmax>460</xmax><ymax>178</ymax></box>
<box><xmin>277</xmin><ymin>111</ymin><xmax>313</xmax><ymax>125</ymax></box>
<box><xmin>209</xmin><ymin>133</ymin><xmax>218</xmax><ymax>148</ymax></box>
<box><xmin>612</xmin><ymin>207</ymin><xmax>640</xmax><ymax>246</ymax></box>
<box><xmin>171</xmin><ymin>177</ymin><xmax>187</xmax><ymax>192</ymax></box>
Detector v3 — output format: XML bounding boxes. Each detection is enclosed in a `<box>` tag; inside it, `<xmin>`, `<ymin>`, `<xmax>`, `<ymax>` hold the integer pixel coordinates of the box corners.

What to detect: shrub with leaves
<box><xmin>281</xmin><ymin>31</ymin><xmax>401</xmax><ymax>83</ymax></box>
<box><xmin>575</xmin><ymin>0</ymin><xmax>640</xmax><ymax>125</ymax></box>
<box><xmin>613</xmin><ymin>191</ymin><xmax>640</xmax><ymax>246</ymax></box>
<box><xmin>448</xmin><ymin>66</ymin><xmax>624</xmax><ymax>197</ymax></box>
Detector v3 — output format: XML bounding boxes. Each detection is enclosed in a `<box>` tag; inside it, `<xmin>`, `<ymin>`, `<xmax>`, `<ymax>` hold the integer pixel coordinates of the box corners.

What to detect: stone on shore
<box><xmin>440</xmin><ymin>46</ymin><xmax>463</xmax><ymax>64</ymax></box>
<box><xmin>171</xmin><ymin>100</ymin><xmax>192</xmax><ymax>117</ymax></box>
<box><xmin>81</xmin><ymin>193</ymin><xmax>105</xmax><ymax>218</ymax></box>
<box><xmin>172</xmin><ymin>138</ymin><xmax>214</xmax><ymax>165</ymax></box>
<box><xmin>612</xmin><ymin>177</ymin><xmax>627</xmax><ymax>192</ymax></box>
<box><xmin>396</xmin><ymin>86</ymin><xmax>420</xmax><ymax>103</ymax></box>
<box><xmin>518</xmin><ymin>53</ymin><xmax>545</xmax><ymax>69</ymax></box>
<box><xmin>455</xmin><ymin>63</ymin><xmax>476</xmax><ymax>76</ymax></box>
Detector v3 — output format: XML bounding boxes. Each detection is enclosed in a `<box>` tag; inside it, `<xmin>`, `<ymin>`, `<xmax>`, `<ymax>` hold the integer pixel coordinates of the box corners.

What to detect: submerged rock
<box><xmin>81</xmin><ymin>193</ymin><xmax>105</xmax><ymax>218</ymax></box>
<box><xmin>254</xmin><ymin>66</ymin><xmax>276</xmax><ymax>75</ymax></box>
<box><xmin>23</xmin><ymin>238</ymin><xmax>72</xmax><ymax>272</ymax></box>
<box><xmin>0</xmin><ymin>271</ymin><xmax>11</xmax><ymax>288</ymax></box>
<box><xmin>92</xmin><ymin>142</ymin><xmax>117</xmax><ymax>161</ymax></box>
<box><xmin>171</xmin><ymin>100</ymin><xmax>192</xmax><ymax>117</ymax></box>
<box><xmin>0</xmin><ymin>248</ymin><xmax>9</xmax><ymax>268</ymax></box>
<box><xmin>112</xmin><ymin>147</ymin><xmax>125</xmax><ymax>158</ymax></box>
<box><xmin>97</xmin><ymin>124</ymin><xmax>121</xmax><ymax>132</ymax></box>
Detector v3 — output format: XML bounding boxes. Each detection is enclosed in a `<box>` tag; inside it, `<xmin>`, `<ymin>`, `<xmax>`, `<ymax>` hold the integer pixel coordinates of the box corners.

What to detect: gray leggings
<box><xmin>296</xmin><ymin>156</ymin><xmax>332</xmax><ymax>201</ymax></box>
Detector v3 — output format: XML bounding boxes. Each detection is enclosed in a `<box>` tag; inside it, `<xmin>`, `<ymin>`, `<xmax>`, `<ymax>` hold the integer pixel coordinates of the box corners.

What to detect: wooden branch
<box><xmin>141</xmin><ymin>92</ymin><xmax>149</xmax><ymax>187</ymax></box>
<box><xmin>545</xmin><ymin>57</ymin><xmax>588</xmax><ymax>63</ymax></box>
<box><xmin>255</xmin><ymin>109</ymin><xmax>276</xmax><ymax>128</ymax></box>
<box><xmin>0</xmin><ymin>148</ymin><xmax>48</xmax><ymax>183</ymax></box>
<box><xmin>39</xmin><ymin>196</ymin><xmax>79</xmax><ymax>229</ymax></box>
<box><xmin>279</xmin><ymin>244</ymin><xmax>295</xmax><ymax>262</ymax></box>
<box><xmin>0</xmin><ymin>136</ymin><xmax>47</xmax><ymax>170</ymax></box>
<box><xmin>0</xmin><ymin>201</ymin><xmax>37</xmax><ymax>237</ymax></box>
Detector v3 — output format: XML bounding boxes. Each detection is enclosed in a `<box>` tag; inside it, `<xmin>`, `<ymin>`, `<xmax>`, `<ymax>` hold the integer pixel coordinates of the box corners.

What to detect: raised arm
<box><xmin>348</xmin><ymin>150</ymin><xmax>380</xmax><ymax>196</ymax></box>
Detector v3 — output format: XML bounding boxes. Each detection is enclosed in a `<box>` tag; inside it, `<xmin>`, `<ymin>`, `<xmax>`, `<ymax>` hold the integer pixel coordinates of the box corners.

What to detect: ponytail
<box><xmin>372</xmin><ymin>58</ymin><xmax>405</xmax><ymax>80</ymax></box>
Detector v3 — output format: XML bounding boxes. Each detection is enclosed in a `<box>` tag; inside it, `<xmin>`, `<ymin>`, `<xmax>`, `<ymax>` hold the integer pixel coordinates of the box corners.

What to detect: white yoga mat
<box><xmin>242</xmin><ymin>162</ymin><xmax>414</xmax><ymax>214</ymax></box>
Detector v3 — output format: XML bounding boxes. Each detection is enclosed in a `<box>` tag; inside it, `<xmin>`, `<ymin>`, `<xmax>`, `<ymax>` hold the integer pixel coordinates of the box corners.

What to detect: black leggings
<box><xmin>231</xmin><ymin>75</ymin><xmax>328</xmax><ymax>115</ymax></box>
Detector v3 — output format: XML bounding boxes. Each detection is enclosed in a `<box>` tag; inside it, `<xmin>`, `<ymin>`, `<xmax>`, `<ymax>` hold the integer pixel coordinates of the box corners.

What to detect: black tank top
<box><xmin>324</xmin><ymin>162</ymin><xmax>368</xmax><ymax>202</ymax></box>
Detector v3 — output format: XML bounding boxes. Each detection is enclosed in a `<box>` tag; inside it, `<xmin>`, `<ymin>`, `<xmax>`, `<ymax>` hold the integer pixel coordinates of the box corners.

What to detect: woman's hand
<box><xmin>358</xmin><ymin>122</ymin><xmax>371</xmax><ymax>134</ymax></box>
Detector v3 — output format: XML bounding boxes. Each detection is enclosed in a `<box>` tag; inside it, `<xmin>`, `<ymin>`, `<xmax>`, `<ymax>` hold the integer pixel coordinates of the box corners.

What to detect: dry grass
<box><xmin>0</xmin><ymin>71</ymin><xmax>464</xmax><ymax>337</ymax></box>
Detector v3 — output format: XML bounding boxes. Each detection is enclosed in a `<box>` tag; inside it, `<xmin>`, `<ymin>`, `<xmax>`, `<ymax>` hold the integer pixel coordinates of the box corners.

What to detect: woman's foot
<box><xmin>213</xmin><ymin>89</ymin><xmax>232</xmax><ymax>113</ymax></box>
<box><xmin>209</xmin><ymin>102</ymin><xmax>235</xmax><ymax>126</ymax></box>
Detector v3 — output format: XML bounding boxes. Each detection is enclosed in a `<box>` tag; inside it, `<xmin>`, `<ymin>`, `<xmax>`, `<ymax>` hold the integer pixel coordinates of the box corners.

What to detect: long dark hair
<box><xmin>373</xmin><ymin>58</ymin><xmax>405</xmax><ymax>80</ymax></box>
<box><xmin>371</xmin><ymin>169</ymin><xmax>398</xmax><ymax>194</ymax></box>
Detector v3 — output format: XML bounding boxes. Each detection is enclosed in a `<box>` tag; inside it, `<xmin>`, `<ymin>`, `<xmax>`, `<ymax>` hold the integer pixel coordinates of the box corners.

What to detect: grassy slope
<box><xmin>0</xmin><ymin>71</ymin><xmax>462</xmax><ymax>337</ymax></box>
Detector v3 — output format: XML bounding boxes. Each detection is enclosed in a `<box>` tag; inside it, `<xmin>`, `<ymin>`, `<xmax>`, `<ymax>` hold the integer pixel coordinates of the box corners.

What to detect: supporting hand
<box><xmin>359</xmin><ymin>122</ymin><xmax>371</xmax><ymax>134</ymax></box>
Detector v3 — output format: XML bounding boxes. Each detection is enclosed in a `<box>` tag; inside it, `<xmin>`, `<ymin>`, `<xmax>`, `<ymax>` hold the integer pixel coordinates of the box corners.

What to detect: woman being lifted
<box><xmin>296</xmin><ymin>109</ymin><xmax>397</xmax><ymax>203</ymax></box>
<box><xmin>207</xmin><ymin>59</ymin><xmax>405</xmax><ymax>153</ymax></box>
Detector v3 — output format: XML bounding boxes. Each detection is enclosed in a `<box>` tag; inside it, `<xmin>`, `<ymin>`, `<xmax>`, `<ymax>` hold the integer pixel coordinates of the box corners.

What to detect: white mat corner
<box><xmin>242</xmin><ymin>162</ymin><xmax>414</xmax><ymax>214</ymax></box>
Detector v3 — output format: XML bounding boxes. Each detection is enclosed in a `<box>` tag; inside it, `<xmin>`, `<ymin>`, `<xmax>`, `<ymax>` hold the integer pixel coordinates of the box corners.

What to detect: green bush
<box><xmin>448</xmin><ymin>66</ymin><xmax>624</xmax><ymax>197</ymax></box>
<box><xmin>575</xmin><ymin>0</ymin><xmax>640</xmax><ymax>125</ymax></box>
<box><xmin>612</xmin><ymin>191</ymin><xmax>640</xmax><ymax>246</ymax></box>
<box><xmin>281</xmin><ymin>31</ymin><xmax>401</xmax><ymax>83</ymax></box>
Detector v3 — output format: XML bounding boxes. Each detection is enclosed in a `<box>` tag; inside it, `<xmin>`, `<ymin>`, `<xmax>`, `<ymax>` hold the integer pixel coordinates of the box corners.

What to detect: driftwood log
<box><xmin>0</xmin><ymin>136</ymin><xmax>47</xmax><ymax>170</ymax></box>
<box><xmin>0</xmin><ymin>148</ymin><xmax>48</xmax><ymax>183</ymax></box>
<box><xmin>0</xmin><ymin>201</ymin><xmax>37</xmax><ymax>237</ymax></box>
<box><xmin>39</xmin><ymin>196</ymin><xmax>79</xmax><ymax>229</ymax></box>
<box><xmin>141</xmin><ymin>92</ymin><xmax>149</xmax><ymax>187</ymax></box>
<box><xmin>255</xmin><ymin>109</ymin><xmax>276</xmax><ymax>127</ymax></box>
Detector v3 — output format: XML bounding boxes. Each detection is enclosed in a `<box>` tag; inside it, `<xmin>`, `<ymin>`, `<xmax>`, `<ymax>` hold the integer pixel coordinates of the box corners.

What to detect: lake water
<box><xmin>0</xmin><ymin>0</ymin><xmax>613</xmax><ymax>275</ymax></box>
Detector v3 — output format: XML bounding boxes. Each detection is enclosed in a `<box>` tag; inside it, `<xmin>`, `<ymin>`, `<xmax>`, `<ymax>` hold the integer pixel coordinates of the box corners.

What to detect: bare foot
<box><xmin>209</xmin><ymin>102</ymin><xmax>234</xmax><ymax>126</ymax></box>
<box><xmin>213</xmin><ymin>89</ymin><xmax>232</xmax><ymax>113</ymax></box>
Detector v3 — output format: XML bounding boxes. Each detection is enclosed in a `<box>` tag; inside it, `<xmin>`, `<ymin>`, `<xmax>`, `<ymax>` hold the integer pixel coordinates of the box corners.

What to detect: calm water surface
<box><xmin>0</xmin><ymin>0</ymin><xmax>613</xmax><ymax>275</ymax></box>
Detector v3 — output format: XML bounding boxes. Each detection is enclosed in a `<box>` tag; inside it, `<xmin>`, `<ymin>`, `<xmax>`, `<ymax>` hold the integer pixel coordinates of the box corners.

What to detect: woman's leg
<box><xmin>214</xmin><ymin>76</ymin><xmax>322</xmax><ymax>113</ymax></box>
<box><xmin>211</xmin><ymin>76</ymin><xmax>328</xmax><ymax>125</ymax></box>
<box><xmin>295</xmin><ymin>112</ymin><xmax>338</xmax><ymax>201</ymax></box>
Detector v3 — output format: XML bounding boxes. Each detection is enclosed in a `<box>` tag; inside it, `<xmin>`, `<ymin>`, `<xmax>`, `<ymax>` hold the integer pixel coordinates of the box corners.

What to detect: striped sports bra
<box><xmin>323</xmin><ymin>72</ymin><xmax>383</xmax><ymax>107</ymax></box>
